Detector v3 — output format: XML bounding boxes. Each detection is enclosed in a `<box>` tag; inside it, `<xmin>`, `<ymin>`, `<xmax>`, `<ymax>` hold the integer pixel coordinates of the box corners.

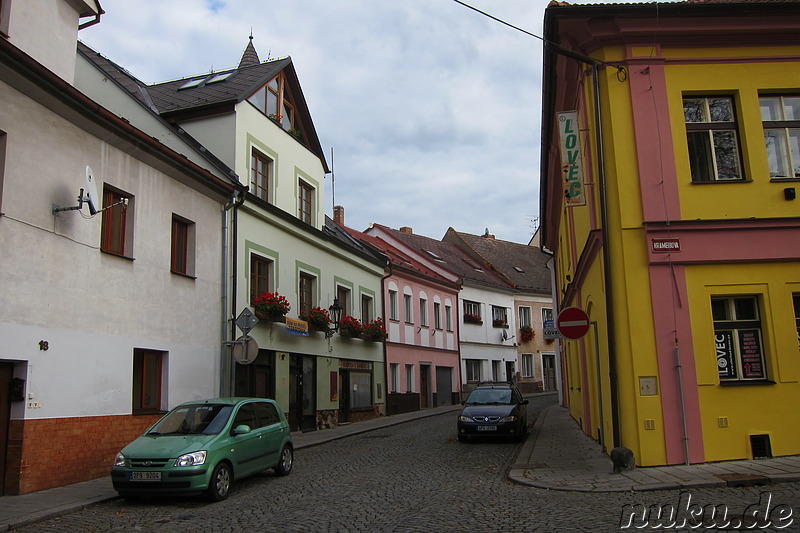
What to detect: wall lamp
<box><xmin>325</xmin><ymin>298</ymin><xmax>343</xmax><ymax>338</ymax></box>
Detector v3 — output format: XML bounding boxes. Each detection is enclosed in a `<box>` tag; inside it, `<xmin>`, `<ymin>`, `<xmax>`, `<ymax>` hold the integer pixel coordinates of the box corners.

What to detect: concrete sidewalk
<box><xmin>2</xmin><ymin>397</ymin><xmax>799</xmax><ymax>530</ymax></box>
<box><xmin>509</xmin><ymin>404</ymin><xmax>800</xmax><ymax>492</ymax></box>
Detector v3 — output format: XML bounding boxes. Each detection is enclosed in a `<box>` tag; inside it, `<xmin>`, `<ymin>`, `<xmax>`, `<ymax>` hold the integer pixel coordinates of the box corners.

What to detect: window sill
<box><xmin>690</xmin><ymin>179</ymin><xmax>752</xmax><ymax>185</ymax></box>
<box><xmin>170</xmin><ymin>270</ymin><xmax>196</xmax><ymax>280</ymax></box>
<box><xmin>769</xmin><ymin>177</ymin><xmax>800</xmax><ymax>183</ymax></box>
<box><xmin>100</xmin><ymin>249</ymin><xmax>134</xmax><ymax>261</ymax></box>
<box><xmin>719</xmin><ymin>379</ymin><xmax>776</xmax><ymax>387</ymax></box>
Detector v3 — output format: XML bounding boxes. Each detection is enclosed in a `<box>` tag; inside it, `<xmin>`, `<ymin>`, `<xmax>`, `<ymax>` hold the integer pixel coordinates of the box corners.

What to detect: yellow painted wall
<box><xmin>687</xmin><ymin>265</ymin><xmax>800</xmax><ymax>461</ymax></box>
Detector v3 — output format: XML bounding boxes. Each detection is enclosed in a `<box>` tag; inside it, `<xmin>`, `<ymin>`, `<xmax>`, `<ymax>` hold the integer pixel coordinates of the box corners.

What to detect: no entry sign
<box><xmin>557</xmin><ymin>307</ymin><xmax>590</xmax><ymax>340</ymax></box>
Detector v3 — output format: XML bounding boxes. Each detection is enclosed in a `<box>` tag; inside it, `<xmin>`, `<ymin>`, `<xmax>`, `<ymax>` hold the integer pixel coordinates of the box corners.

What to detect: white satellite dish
<box><xmin>84</xmin><ymin>166</ymin><xmax>99</xmax><ymax>215</ymax></box>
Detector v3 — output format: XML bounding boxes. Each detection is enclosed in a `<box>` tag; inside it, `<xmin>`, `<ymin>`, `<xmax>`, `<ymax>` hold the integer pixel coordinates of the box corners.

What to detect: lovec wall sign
<box><xmin>557</xmin><ymin>111</ymin><xmax>586</xmax><ymax>207</ymax></box>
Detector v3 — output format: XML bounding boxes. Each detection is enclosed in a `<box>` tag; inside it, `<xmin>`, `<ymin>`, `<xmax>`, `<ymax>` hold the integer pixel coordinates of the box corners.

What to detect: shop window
<box><xmin>712</xmin><ymin>296</ymin><xmax>767</xmax><ymax>381</ymax></box>
<box><xmin>349</xmin><ymin>372</ymin><xmax>372</xmax><ymax>409</ymax></box>
<box><xmin>684</xmin><ymin>96</ymin><xmax>744</xmax><ymax>182</ymax></box>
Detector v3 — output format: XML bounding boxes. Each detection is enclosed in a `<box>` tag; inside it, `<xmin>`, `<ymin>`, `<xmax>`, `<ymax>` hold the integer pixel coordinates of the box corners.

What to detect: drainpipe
<box><xmin>381</xmin><ymin>260</ymin><xmax>392</xmax><ymax>413</ymax></box>
<box><xmin>221</xmin><ymin>190</ymin><xmax>245</xmax><ymax>396</ymax></box>
<box><xmin>591</xmin><ymin>64</ymin><xmax>621</xmax><ymax>450</ymax></box>
<box><xmin>545</xmin><ymin>38</ymin><xmax>621</xmax><ymax>449</ymax></box>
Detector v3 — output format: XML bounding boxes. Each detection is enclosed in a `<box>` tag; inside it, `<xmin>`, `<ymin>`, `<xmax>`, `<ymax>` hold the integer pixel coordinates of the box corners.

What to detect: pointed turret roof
<box><xmin>238</xmin><ymin>35</ymin><xmax>260</xmax><ymax>69</ymax></box>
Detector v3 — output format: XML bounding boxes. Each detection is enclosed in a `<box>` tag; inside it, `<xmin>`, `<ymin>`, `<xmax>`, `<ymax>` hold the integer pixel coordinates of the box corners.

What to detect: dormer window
<box><xmin>248</xmin><ymin>73</ymin><xmax>302</xmax><ymax>140</ymax></box>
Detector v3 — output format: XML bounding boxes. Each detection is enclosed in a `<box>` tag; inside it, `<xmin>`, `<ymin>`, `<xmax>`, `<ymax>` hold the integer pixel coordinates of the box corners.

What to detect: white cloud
<box><xmin>81</xmin><ymin>0</ymin><xmax>553</xmax><ymax>243</ymax></box>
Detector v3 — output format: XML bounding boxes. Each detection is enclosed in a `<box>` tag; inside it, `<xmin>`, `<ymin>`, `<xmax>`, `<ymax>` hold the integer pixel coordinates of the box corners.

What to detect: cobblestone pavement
<box><xmin>11</xmin><ymin>395</ymin><xmax>800</xmax><ymax>532</ymax></box>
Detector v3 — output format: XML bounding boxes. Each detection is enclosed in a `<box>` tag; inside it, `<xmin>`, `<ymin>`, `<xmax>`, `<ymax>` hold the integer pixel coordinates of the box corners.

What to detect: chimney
<box><xmin>333</xmin><ymin>205</ymin><xmax>345</xmax><ymax>226</ymax></box>
<box><xmin>400</xmin><ymin>226</ymin><xmax>413</xmax><ymax>234</ymax></box>
<box><xmin>483</xmin><ymin>228</ymin><xmax>495</xmax><ymax>239</ymax></box>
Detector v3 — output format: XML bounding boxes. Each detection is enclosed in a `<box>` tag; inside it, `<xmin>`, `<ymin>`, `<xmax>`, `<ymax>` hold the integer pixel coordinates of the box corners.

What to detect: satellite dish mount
<box><xmin>52</xmin><ymin>165</ymin><xmax>100</xmax><ymax>216</ymax></box>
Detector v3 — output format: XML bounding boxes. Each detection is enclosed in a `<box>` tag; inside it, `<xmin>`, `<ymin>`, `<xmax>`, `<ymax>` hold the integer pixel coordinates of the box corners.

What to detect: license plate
<box><xmin>130</xmin><ymin>471</ymin><xmax>161</xmax><ymax>482</ymax></box>
<box><xmin>477</xmin><ymin>426</ymin><xmax>497</xmax><ymax>431</ymax></box>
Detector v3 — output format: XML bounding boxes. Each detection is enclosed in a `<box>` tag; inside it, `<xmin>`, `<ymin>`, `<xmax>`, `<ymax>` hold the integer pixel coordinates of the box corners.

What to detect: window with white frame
<box><xmin>712</xmin><ymin>296</ymin><xmax>767</xmax><ymax>381</ymax></box>
<box><xmin>419</xmin><ymin>297</ymin><xmax>428</xmax><ymax>326</ymax></box>
<box><xmin>445</xmin><ymin>304</ymin><xmax>453</xmax><ymax>330</ymax></box>
<box><xmin>519</xmin><ymin>306</ymin><xmax>532</xmax><ymax>328</ymax></box>
<box><xmin>492</xmin><ymin>306</ymin><xmax>508</xmax><ymax>327</ymax></box>
<box><xmin>405</xmin><ymin>364</ymin><xmax>414</xmax><ymax>393</ymax></box>
<box><xmin>542</xmin><ymin>307</ymin><xmax>554</xmax><ymax>327</ymax></box>
<box><xmin>434</xmin><ymin>302</ymin><xmax>442</xmax><ymax>330</ymax></box>
<box><xmin>404</xmin><ymin>294</ymin><xmax>413</xmax><ymax>323</ymax></box>
<box><xmin>463</xmin><ymin>300</ymin><xmax>481</xmax><ymax>324</ymax></box>
<box><xmin>684</xmin><ymin>96</ymin><xmax>744</xmax><ymax>182</ymax></box>
<box><xmin>389</xmin><ymin>290</ymin><xmax>399</xmax><ymax>321</ymax></box>
<box><xmin>760</xmin><ymin>95</ymin><xmax>800</xmax><ymax>178</ymax></box>
<box><xmin>522</xmin><ymin>353</ymin><xmax>534</xmax><ymax>378</ymax></box>
<box><xmin>465</xmin><ymin>359</ymin><xmax>481</xmax><ymax>382</ymax></box>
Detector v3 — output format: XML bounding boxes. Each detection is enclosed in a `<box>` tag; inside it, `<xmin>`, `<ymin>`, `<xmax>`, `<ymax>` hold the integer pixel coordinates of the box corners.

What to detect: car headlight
<box><xmin>174</xmin><ymin>451</ymin><xmax>207</xmax><ymax>467</ymax></box>
<box><xmin>500</xmin><ymin>415</ymin><xmax>518</xmax><ymax>423</ymax></box>
<box><xmin>458</xmin><ymin>416</ymin><xmax>473</xmax><ymax>422</ymax></box>
<box><xmin>114</xmin><ymin>452</ymin><xmax>126</xmax><ymax>467</ymax></box>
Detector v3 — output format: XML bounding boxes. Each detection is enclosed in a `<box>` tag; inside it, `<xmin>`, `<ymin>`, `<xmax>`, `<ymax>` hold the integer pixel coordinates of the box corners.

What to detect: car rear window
<box><xmin>466</xmin><ymin>389</ymin><xmax>513</xmax><ymax>404</ymax></box>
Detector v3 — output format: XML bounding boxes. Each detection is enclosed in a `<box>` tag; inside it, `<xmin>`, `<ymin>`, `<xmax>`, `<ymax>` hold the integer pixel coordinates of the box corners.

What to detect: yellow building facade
<box><xmin>540</xmin><ymin>0</ymin><xmax>800</xmax><ymax>466</ymax></box>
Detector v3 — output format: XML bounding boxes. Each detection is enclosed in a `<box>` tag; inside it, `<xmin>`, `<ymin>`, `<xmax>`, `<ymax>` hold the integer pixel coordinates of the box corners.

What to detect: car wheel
<box><xmin>207</xmin><ymin>462</ymin><xmax>232</xmax><ymax>501</ymax></box>
<box><xmin>275</xmin><ymin>445</ymin><xmax>293</xmax><ymax>476</ymax></box>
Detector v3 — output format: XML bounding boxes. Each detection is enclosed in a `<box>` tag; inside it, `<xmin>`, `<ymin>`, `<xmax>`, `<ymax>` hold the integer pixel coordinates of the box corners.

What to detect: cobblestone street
<box><xmin>14</xmin><ymin>395</ymin><xmax>800</xmax><ymax>532</ymax></box>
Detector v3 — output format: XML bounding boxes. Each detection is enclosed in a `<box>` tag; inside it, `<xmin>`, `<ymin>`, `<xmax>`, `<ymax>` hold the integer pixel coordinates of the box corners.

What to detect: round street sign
<box><xmin>557</xmin><ymin>307</ymin><xmax>590</xmax><ymax>340</ymax></box>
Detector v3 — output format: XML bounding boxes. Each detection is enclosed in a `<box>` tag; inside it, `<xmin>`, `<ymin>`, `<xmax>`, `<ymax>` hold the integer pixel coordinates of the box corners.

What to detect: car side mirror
<box><xmin>233</xmin><ymin>424</ymin><xmax>251</xmax><ymax>435</ymax></box>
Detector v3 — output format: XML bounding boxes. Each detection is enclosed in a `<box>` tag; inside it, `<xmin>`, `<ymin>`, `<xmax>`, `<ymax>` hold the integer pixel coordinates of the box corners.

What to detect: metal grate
<box><xmin>750</xmin><ymin>434</ymin><xmax>772</xmax><ymax>459</ymax></box>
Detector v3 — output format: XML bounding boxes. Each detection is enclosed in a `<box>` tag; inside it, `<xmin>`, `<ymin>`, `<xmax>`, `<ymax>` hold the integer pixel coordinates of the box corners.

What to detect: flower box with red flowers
<box><xmin>464</xmin><ymin>313</ymin><xmax>483</xmax><ymax>325</ymax></box>
<box><xmin>253</xmin><ymin>292</ymin><xmax>291</xmax><ymax>321</ymax></box>
<box><xmin>361</xmin><ymin>318</ymin><xmax>387</xmax><ymax>342</ymax></box>
<box><xmin>300</xmin><ymin>306</ymin><xmax>331</xmax><ymax>332</ymax></box>
<box><xmin>338</xmin><ymin>315</ymin><xmax>363</xmax><ymax>338</ymax></box>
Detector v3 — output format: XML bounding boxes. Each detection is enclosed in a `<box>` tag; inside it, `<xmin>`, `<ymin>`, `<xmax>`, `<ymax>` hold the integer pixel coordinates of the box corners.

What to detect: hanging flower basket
<box><xmin>338</xmin><ymin>315</ymin><xmax>363</xmax><ymax>338</ymax></box>
<box><xmin>301</xmin><ymin>306</ymin><xmax>331</xmax><ymax>332</ymax></box>
<box><xmin>361</xmin><ymin>318</ymin><xmax>387</xmax><ymax>342</ymax></box>
<box><xmin>253</xmin><ymin>292</ymin><xmax>290</xmax><ymax>321</ymax></box>
<box><xmin>520</xmin><ymin>325</ymin><xmax>535</xmax><ymax>343</ymax></box>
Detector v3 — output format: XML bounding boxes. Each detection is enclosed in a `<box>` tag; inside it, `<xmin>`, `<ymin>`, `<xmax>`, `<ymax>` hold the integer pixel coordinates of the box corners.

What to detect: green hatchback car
<box><xmin>111</xmin><ymin>397</ymin><xmax>293</xmax><ymax>501</ymax></box>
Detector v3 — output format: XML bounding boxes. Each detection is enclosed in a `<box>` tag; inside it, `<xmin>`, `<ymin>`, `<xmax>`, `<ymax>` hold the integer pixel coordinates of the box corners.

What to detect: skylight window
<box><xmin>514</xmin><ymin>266</ymin><xmax>525</xmax><ymax>273</ymax></box>
<box><xmin>207</xmin><ymin>72</ymin><xmax>235</xmax><ymax>84</ymax></box>
<box><xmin>424</xmin><ymin>249</ymin><xmax>444</xmax><ymax>262</ymax></box>
<box><xmin>179</xmin><ymin>77</ymin><xmax>205</xmax><ymax>90</ymax></box>
<box><xmin>462</xmin><ymin>257</ymin><xmax>483</xmax><ymax>272</ymax></box>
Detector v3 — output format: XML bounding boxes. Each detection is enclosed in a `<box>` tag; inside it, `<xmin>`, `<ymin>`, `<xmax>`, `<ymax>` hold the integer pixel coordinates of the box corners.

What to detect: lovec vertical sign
<box><xmin>557</xmin><ymin>111</ymin><xmax>586</xmax><ymax>207</ymax></box>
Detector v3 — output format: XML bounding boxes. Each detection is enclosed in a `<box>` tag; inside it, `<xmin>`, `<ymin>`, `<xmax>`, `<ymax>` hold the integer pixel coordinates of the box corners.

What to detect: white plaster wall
<box><xmin>6</xmin><ymin>0</ymin><xmax>95</xmax><ymax>83</ymax></box>
<box><xmin>0</xmin><ymin>80</ymin><xmax>225</xmax><ymax>419</ymax></box>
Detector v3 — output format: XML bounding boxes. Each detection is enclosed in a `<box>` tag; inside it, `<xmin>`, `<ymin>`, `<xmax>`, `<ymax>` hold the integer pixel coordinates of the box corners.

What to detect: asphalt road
<box><xmin>14</xmin><ymin>394</ymin><xmax>800</xmax><ymax>532</ymax></box>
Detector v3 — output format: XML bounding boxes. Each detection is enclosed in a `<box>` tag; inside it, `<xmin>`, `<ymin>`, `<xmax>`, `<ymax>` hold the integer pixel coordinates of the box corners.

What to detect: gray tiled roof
<box><xmin>443</xmin><ymin>229</ymin><xmax>552</xmax><ymax>295</ymax></box>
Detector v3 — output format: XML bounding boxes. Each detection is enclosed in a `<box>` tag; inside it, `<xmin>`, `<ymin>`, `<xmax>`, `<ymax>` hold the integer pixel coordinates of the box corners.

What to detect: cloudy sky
<box><xmin>81</xmin><ymin>1</ymin><xmax>555</xmax><ymax>244</ymax></box>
